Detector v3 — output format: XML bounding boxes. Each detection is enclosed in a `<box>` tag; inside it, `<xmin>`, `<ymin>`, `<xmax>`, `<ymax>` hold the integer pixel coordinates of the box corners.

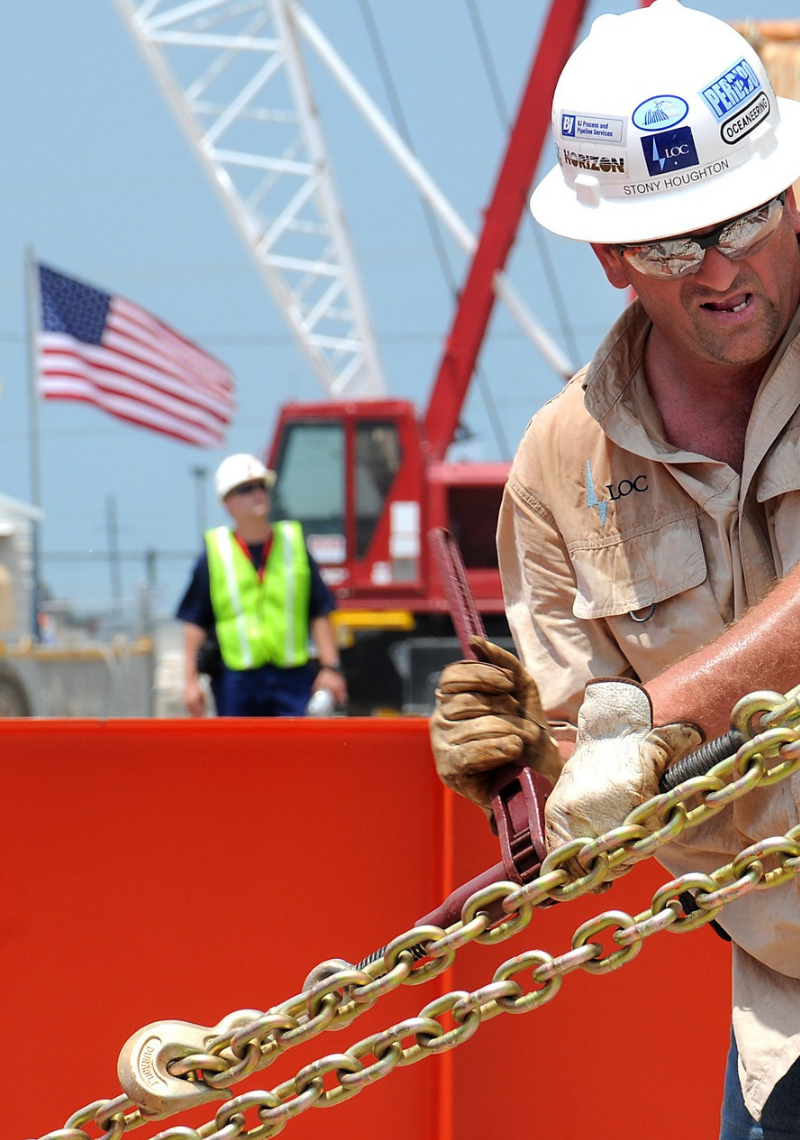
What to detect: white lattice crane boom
<box><xmin>113</xmin><ymin>0</ymin><xmax>387</xmax><ymax>399</ymax></box>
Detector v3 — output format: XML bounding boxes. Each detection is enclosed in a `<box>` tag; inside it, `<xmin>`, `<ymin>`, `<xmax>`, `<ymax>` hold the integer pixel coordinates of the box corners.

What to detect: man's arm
<box><xmin>543</xmin><ymin>567</ymin><xmax>800</xmax><ymax>865</ymax></box>
<box><xmin>309</xmin><ymin>614</ymin><xmax>348</xmax><ymax>705</ymax></box>
<box><xmin>183</xmin><ymin>621</ymin><xmax>209</xmax><ymax>717</ymax></box>
<box><xmin>176</xmin><ymin>551</ymin><xmax>216</xmax><ymax>718</ymax></box>
<box><xmin>648</xmin><ymin>566</ymin><xmax>799</xmax><ymax>739</ymax></box>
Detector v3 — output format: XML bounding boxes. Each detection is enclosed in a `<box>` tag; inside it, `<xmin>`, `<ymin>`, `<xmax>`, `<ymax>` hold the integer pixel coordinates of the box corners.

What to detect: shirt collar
<box><xmin>581</xmin><ymin>296</ymin><xmax>800</xmax><ymax>466</ymax></box>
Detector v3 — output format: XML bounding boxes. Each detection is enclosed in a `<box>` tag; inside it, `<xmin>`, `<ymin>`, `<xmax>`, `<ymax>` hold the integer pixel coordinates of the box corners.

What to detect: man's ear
<box><xmin>591</xmin><ymin>243</ymin><xmax>634</xmax><ymax>290</ymax></box>
<box><xmin>785</xmin><ymin>186</ymin><xmax>800</xmax><ymax>236</ymax></box>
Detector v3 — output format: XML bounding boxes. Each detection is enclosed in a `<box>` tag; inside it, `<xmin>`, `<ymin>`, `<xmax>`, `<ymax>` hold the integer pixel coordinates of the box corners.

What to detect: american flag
<box><xmin>36</xmin><ymin>263</ymin><xmax>235</xmax><ymax>447</ymax></box>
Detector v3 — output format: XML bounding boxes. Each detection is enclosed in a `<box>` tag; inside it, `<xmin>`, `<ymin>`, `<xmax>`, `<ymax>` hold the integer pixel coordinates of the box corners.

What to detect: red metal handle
<box><xmin>426</xmin><ymin>527</ymin><xmax>550</xmax><ymax>916</ymax></box>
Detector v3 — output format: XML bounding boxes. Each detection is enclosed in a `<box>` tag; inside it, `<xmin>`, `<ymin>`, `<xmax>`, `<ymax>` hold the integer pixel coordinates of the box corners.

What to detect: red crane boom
<box><xmin>422</xmin><ymin>0</ymin><xmax>591</xmax><ymax>461</ymax></box>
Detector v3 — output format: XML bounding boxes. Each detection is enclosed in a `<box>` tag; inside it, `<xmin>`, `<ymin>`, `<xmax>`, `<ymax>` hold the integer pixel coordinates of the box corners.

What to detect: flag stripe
<box><xmin>39</xmin><ymin>374</ymin><xmax>222</xmax><ymax>447</ymax></box>
<box><xmin>101</xmin><ymin>331</ymin><xmax>233</xmax><ymax>417</ymax></box>
<box><xmin>43</xmin><ymin>390</ymin><xmax>220</xmax><ymax>447</ymax></box>
<box><xmin>39</xmin><ymin>342</ymin><xmax>229</xmax><ymax>435</ymax></box>
<box><xmin>37</xmin><ymin>263</ymin><xmax>236</xmax><ymax>448</ymax></box>
<box><xmin>40</xmin><ymin>335</ymin><xmax>232</xmax><ymax>427</ymax></box>
<box><xmin>111</xmin><ymin>299</ymin><xmax>234</xmax><ymax>395</ymax></box>
<box><xmin>114</xmin><ymin>294</ymin><xmax>231</xmax><ymax>372</ymax></box>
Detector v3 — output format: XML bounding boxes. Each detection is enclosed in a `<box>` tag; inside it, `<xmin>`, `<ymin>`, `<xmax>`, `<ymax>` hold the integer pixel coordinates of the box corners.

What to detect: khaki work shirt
<box><xmin>498</xmin><ymin>298</ymin><xmax>800</xmax><ymax>1120</ymax></box>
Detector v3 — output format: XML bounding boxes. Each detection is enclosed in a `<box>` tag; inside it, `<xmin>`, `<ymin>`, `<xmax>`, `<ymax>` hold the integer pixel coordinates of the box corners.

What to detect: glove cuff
<box><xmin>580</xmin><ymin>677</ymin><xmax>653</xmax><ymax>736</ymax></box>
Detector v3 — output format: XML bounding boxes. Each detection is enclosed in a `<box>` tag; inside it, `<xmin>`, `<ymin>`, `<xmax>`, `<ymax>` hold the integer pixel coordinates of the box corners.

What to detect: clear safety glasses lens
<box><xmin>619</xmin><ymin>193</ymin><xmax>786</xmax><ymax>279</ymax></box>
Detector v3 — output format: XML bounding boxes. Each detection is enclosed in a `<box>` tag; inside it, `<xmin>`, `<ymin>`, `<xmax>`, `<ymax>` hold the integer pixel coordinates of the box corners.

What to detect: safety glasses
<box><xmin>615</xmin><ymin>192</ymin><xmax>786</xmax><ymax>279</ymax></box>
<box><xmin>228</xmin><ymin>480</ymin><xmax>268</xmax><ymax>496</ymax></box>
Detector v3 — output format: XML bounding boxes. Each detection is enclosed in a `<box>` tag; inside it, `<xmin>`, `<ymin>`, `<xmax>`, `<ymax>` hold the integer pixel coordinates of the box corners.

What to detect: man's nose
<box><xmin>693</xmin><ymin>244</ymin><xmax>741</xmax><ymax>291</ymax></box>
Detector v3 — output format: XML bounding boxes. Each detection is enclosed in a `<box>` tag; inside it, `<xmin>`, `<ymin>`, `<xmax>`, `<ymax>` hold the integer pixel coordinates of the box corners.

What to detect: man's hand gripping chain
<box><xmin>430</xmin><ymin>643</ymin><xmax>703</xmax><ymax>877</ymax></box>
<box><xmin>544</xmin><ymin>678</ymin><xmax>702</xmax><ymax>882</ymax></box>
<box><xmin>429</xmin><ymin>628</ymin><xmax>703</xmax><ymax>877</ymax></box>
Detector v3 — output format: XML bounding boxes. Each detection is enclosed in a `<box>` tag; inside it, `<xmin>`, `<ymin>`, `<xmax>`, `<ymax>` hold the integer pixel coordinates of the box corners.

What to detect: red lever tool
<box><xmin>353</xmin><ymin>530</ymin><xmax>553</xmax><ymax>972</ymax></box>
<box><xmin>418</xmin><ymin>528</ymin><xmax>553</xmax><ymax>929</ymax></box>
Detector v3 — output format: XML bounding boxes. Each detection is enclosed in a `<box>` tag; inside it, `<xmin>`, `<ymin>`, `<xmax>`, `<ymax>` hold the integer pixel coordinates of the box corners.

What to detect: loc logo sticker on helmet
<box><xmin>632</xmin><ymin>95</ymin><xmax>688</xmax><ymax>132</ymax></box>
<box><xmin>641</xmin><ymin>126</ymin><xmax>699</xmax><ymax>177</ymax></box>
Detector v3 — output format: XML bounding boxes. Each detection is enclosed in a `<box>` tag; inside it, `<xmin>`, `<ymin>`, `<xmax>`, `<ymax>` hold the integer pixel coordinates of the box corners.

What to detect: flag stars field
<box><xmin>36</xmin><ymin>262</ymin><xmax>236</xmax><ymax>449</ymax></box>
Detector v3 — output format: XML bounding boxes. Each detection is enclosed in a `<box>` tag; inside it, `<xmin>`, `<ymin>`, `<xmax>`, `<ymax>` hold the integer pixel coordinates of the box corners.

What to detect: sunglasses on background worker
<box><xmin>228</xmin><ymin>480</ymin><xmax>269</xmax><ymax>497</ymax></box>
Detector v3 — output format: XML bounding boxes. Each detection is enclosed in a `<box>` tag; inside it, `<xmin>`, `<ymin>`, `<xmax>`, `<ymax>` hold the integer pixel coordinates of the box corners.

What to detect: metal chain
<box><xmin>33</xmin><ymin>684</ymin><xmax>800</xmax><ymax>1140</ymax></box>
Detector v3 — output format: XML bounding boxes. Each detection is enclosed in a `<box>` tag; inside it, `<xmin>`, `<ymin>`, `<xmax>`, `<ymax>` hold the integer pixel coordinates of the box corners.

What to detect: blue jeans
<box><xmin>720</xmin><ymin>1032</ymin><xmax>800</xmax><ymax>1138</ymax></box>
<box><xmin>215</xmin><ymin>662</ymin><xmax>314</xmax><ymax>716</ymax></box>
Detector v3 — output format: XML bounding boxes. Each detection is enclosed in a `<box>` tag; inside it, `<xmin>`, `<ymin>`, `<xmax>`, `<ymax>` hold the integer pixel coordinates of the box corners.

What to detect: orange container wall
<box><xmin>3</xmin><ymin>719</ymin><xmax>730</xmax><ymax>1140</ymax></box>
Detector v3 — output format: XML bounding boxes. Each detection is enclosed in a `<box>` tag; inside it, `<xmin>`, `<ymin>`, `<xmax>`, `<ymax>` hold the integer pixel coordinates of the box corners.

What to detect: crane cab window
<box><xmin>273</xmin><ymin>422</ymin><xmax>345</xmax><ymax>537</ymax></box>
<box><xmin>355</xmin><ymin>421</ymin><xmax>402</xmax><ymax>558</ymax></box>
<box><xmin>448</xmin><ymin>483</ymin><xmax>502</xmax><ymax>569</ymax></box>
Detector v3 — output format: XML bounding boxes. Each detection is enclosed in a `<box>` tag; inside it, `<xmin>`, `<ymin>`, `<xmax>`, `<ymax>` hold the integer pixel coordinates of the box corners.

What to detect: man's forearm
<box><xmin>648</xmin><ymin>566</ymin><xmax>799</xmax><ymax>739</ymax></box>
<box><xmin>183</xmin><ymin>622</ymin><xmax>207</xmax><ymax>683</ymax></box>
<box><xmin>310</xmin><ymin>615</ymin><xmax>340</xmax><ymax>668</ymax></box>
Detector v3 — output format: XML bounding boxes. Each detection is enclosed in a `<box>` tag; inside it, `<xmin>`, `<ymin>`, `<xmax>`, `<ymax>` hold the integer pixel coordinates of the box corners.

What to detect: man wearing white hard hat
<box><xmin>430</xmin><ymin>2</ymin><xmax>800</xmax><ymax>1132</ymax></box>
<box><xmin>177</xmin><ymin>453</ymin><xmax>347</xmax><ymax>717</ymax></box>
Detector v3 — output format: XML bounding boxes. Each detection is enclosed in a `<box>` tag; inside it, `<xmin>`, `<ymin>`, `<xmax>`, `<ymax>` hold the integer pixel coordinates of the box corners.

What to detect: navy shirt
<box><xmin>176</xmin><ymin>534</ymin><xmax>336</xmax><ymax>633</ymax></box>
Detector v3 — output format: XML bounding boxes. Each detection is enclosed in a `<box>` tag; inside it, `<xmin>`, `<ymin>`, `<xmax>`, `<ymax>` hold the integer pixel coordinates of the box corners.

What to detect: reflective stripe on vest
<box><xmin>205</xmin><ymin>521</ymin><xmax>311</xmax><ymax>670</ymax></box>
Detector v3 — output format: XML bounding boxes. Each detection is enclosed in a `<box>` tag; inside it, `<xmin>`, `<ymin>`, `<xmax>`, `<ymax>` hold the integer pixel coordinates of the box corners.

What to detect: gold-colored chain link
<box><xmin>34</xmin><ymin>685</ymin><xmax>800</xmax><ymax>1140</ymax></box>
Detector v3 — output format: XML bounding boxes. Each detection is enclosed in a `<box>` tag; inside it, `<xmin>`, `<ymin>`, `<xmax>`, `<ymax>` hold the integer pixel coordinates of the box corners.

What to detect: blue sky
<box><xmin>1</xmin><ymin>0</ymin><xmax>796</xmax><ymax>619</ymax></box>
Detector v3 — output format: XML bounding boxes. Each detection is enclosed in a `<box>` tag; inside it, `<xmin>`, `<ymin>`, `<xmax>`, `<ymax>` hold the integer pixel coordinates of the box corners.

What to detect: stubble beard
<box><xmin>687</xmin><ymin>293</ymin><xmax>783</xmax><ymax>369</ymax></box>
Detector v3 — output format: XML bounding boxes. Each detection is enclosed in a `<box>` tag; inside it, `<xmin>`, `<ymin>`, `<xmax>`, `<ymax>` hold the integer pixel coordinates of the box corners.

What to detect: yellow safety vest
<box><xmin>206</xmin><ymin>521</ymin><xmax>311</xmax><ymax>670</ymax></box>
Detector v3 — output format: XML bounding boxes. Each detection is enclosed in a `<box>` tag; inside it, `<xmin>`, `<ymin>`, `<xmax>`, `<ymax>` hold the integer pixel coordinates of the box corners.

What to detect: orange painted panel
<box><xmin>2</xmin><ymin>719</ymin><xmax>730</xmax><ymax>1140</ymax></box>
<box><xmin>447</xmin><ymin>790</ymin><xmax>731</xmax><ymax>1137</ymax></box>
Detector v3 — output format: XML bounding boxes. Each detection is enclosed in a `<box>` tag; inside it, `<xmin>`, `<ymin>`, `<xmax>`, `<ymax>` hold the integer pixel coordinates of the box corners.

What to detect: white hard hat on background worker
<box><xmin>530</xmin><ymin>0</ymin><xmax>800</xmax><ymax>243</ymax></box>
<box><xmin>214</xmin><ymin>453</ymin><xmax>276</xmax><ymax>502</ymax></box>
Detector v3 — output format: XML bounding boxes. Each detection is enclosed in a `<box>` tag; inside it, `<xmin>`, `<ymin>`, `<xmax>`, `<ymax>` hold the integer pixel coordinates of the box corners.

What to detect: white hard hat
<box><xmin>214</xmin><ymin>453</ymin><xmax>276</xmax><ymax>501</ymax></box>
<box><xmin>531</xmin><ymin>0</ymin><xmax>800</xmax><ymax>243</ymax></box>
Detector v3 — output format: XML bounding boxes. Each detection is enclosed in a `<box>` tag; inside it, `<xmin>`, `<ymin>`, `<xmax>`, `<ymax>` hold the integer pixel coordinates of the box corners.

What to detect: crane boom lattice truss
<box><xmin>113</xmin><ymin>0</ymin><xmax>386</xmax><ymax>400</ymax></box>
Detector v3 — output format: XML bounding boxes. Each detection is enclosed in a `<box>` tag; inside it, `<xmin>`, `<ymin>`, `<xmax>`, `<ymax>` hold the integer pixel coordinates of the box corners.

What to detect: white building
<box><xmin>0</xmin><ymin>492</ymin><xmax>41</xmax><ymax>641</ymax></box>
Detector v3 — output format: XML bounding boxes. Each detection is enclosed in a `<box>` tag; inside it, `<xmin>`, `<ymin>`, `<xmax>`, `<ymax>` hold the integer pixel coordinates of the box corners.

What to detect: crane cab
<box><xmin>267</xmin><ymin>399</ymin><xmax>510</xmax><ymax>712</ymax></box>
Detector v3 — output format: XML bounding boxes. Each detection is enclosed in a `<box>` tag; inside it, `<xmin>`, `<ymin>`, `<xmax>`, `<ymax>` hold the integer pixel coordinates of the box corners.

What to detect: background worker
<box><xmin>430</xmin><ymin>2</ymin><xmax>800</xmax><ymax>1134</ymax></box>
<box><xmin>177</xmin><ymin>452</ymin><xmax>347</xmax><ymax>717</ymax></box>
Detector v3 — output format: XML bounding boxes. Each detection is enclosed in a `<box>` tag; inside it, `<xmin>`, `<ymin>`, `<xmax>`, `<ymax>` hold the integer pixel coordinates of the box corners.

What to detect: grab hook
<box><xmin>118</xmin><ymin>1019</ymin><xmax>232</xmax><ymax>1117</ymax></box>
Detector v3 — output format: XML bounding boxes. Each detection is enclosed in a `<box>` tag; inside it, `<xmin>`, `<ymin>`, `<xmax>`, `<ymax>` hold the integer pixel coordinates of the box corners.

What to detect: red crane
<box><xmin>266</xmin><ymin>0</ymin><xmax>592</xmax><ymax>711</ymax></box>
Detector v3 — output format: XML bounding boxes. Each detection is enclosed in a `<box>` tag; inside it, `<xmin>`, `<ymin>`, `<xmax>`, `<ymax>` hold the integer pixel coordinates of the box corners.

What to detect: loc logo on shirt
<box><xmin>641</xmin><ymin>125</ymin><xmax>699</xmax><ymax>176</ymax></box>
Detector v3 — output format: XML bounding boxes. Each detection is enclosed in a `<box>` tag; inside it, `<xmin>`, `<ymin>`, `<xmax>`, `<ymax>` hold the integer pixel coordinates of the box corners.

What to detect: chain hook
<box><xmin>117</xmin><ymin>1019</ymin><xmax>232</xmax><ymax>1117</ymax></box>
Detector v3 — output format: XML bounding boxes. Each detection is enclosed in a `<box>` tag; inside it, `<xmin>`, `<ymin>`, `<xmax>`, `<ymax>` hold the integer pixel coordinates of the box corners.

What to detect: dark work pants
<box><xmin>720</xmin><ymin>1032</ymin><xmax>800</xmax><ymax>1139</ymax></box>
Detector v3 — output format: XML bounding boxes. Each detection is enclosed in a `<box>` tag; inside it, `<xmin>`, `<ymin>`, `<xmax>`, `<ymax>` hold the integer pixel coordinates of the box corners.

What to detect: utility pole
<box><xmin>191</xmin><ymin>466</ymin><xmax>208</xmax><ymax>540</ymax></box>
<box><xmin>25</xmin><ymin>246</ymin><xmax>43</xmax><ymax>640</ymax></box>
<box><xmin>106</xmin><ymin>495</ymin><xmax>122</xmax><ymax>609</ymax></box>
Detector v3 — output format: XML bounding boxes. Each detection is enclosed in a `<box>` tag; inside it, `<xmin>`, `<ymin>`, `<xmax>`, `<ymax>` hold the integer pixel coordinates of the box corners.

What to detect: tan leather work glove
<box><xmin>544</xmin><ymin>678</ymin><xmax>702</xmax><ymax>882</ymax></box>
<box><xmin>430</xmin><ymin>636</ymin><xmax>562</xmax><ymax>819</ymax></box>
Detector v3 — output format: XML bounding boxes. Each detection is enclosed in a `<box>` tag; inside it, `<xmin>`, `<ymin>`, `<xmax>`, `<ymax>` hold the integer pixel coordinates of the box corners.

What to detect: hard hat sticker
<box><xmin>632</xmin><ymin>96</ymin><xmax>688</xmax><ymax>132</ymax></box>
<box><xmin>700</xmin><ymin>58</ymin><xmax>762</xmax><ymax>122</ymax></box>
<box><xmin>720</xmin><ymin>92</ymin><xmax>771</xmax><ymax>144</ymax></box>
<box><xmin>557</xmin><ymin>145</ymin><xmax>626</xmax><ymax>176</ymax></box>
<box><xmin>559</xmin><ymin>112</ymin><xmax>626</xmax><ymax>146</ymax></box>
<box><xmin>641</xmin><ymin>126</ymin><xmax>699</xmax><ymax>177</ymax></box>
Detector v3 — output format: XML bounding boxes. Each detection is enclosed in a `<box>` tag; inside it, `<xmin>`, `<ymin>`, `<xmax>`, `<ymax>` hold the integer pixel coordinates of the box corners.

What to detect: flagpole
<box><xmin>25</xmin><ymin>245</ymin><xmax>42</xmax><ymax>640</ymax></box>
